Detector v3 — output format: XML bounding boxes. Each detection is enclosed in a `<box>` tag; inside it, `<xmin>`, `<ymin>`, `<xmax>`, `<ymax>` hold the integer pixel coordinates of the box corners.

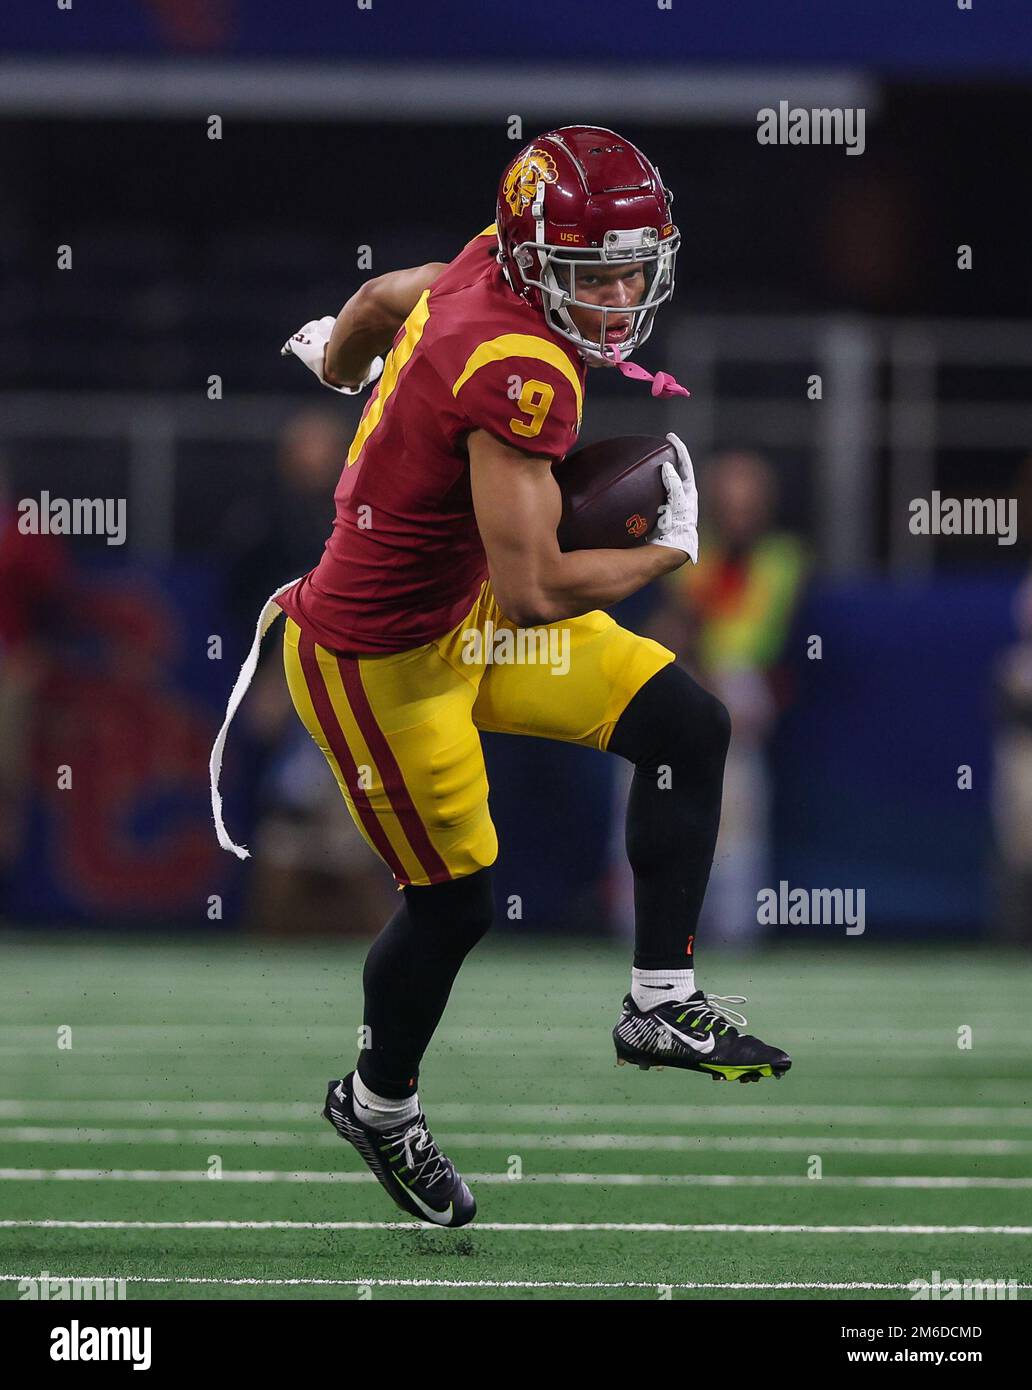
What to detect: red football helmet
<box><xmin>495</xmin><ymin>126</ymin><xmax>679</xmax><ymax>364</ymax></box>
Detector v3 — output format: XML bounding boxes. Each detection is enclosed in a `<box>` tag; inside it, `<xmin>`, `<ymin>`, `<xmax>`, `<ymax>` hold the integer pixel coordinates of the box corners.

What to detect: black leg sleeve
<box><xmin>607</xmin><ymin>662</ymin><xmax>731</xmax><ymax>970</ymax></box>
<box><xmin>356</xmin><ymin>867</ymin><xmax>495</xmax><ymax>1097</ymax></box>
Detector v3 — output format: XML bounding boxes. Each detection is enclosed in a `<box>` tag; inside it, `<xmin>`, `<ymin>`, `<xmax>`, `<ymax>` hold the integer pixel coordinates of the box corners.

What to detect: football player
<box><xmin>211</xmin><ymin>126</ymin><xmax>790</xmax><ymax>1228</ymax></box>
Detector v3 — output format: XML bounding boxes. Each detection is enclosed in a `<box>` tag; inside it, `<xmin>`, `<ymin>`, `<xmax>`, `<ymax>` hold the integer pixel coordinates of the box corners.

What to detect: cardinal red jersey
<box><xmin>275</xmin><ymin>226</ymin><xmax>587</xmax><ymax>654</ymax></box>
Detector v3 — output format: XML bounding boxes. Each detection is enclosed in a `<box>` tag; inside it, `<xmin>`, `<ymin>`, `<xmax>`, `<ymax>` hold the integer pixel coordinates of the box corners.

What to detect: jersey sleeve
<box><xmin>448</xmin><ymin>335</ymin><xmax>583</xmax><ymax>459</ymax></box>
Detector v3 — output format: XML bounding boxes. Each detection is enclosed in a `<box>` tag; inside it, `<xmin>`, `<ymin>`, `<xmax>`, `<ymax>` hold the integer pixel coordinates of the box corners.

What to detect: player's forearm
<box><xmin>324</xmin><ymin>263</ymin><xmax>446</xmax><ymax>387</ymax></box>
<box><xmin>503</xmin><ymin>544</ymin><xmax>684</xmax><ymax>627</ymax></box>
<box><xmin>322</xmin><ymin>284</ymin><xmax>391</xmax><ymax>387</ymax></box>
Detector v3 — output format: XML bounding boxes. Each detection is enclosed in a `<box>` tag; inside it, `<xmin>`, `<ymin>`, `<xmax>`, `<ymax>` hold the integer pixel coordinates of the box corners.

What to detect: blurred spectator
<box><xmin>229</xmin><ymin>409</ymin><xmax>398</xmax><ymax>936</ymax></box>
<box><xmin>224</xmin><ymin>406</ymin><xmax>348</xmax><ymax>629</ymax></box>
<box><xmin>33</xmin><ymin>577</ymin><xmax>220</xmax><ymax>913</ymax></box>
<box><xmin>1011</xmin><ymin>451</ymin><xmax>1032</xmax><ymax>565</ymax></box>
<box><xmin>647</xmin><ymin>449</ymin><xmax>808</xmax><ymax>949</ymax></box>
<box><xmin>0</xmin><ymin>463</ymin><xmax>69</xmax><ymax>894</ymax></box>
<box><xmin>991</xmin><ymin>559</ymin><xmax>1032</xmax><ymax>943</ymax></box>
<box><xmin>245</xmin><ymin>704</ymin><xmax>399</xmax><ymax>937</ymax></box>
<box><xmin>821</xmin><ymin>163</ymin><xmax>919</xmax><ymax>310</ymax></box>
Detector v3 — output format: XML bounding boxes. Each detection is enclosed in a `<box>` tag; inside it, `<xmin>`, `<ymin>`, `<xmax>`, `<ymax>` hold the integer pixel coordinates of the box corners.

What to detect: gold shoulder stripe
<box><xmin>451</xmin><ymin>333</ymin><xmax>582</xmax><ymax>426</ymax></box>
<box><xmin>477</xmin><ymin>223</ymin><xmax>498</xmax><ymax>238</ymax></box>
<box><xmin>346</xmin><ymin>290</ymin><xmax>432</xmax><ymax>467</ymax></box>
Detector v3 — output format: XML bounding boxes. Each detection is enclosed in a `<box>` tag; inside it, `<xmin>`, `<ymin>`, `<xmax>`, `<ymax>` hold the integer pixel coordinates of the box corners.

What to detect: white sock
<box><xmin>632</xmin><ymin>967</ymin><xmax>696</xmax><ymax>1011</ymax></box>
<box><xmin>352</xmin><ymin>1073</ymin><xmax>420</xmax><ymax>1132</ymax></box>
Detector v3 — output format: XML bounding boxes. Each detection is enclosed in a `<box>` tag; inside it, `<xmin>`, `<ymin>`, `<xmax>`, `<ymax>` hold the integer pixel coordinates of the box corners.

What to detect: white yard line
<box><xmin>1</xmin><ymin>1167</ymin><xmax>1031</xmax><ymax>1188</ymax></box>
<box><xmin>2</xmin><ymin>1272</ymin><xmax>1029</xmax><ymax>1292</ymax></box>
<box><xmin>1</xmin><ymin>1125</ymin><xmax>1030</xmax><ymax>1157</ymax></box>
<box><xmin>0</xmin><ymin>1024</ymin><xmax>1024</xmax><ymax>1044</ymax></box>
<box><xmin>2</xmin><ymin>1099</ymin><xmax>1031</xmax><ymax>1127</ymax></box>
<box><xmin>2</xmin><ymin>1218</ymin><xmax>1031</xmax><ymax>1235</ymax></box>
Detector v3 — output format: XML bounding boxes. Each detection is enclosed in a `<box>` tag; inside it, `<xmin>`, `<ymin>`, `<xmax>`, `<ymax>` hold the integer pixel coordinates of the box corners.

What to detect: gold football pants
<box><xmin>282</xmin><ymin>581</ymin><xmax>674</xmax><ymax>885</ymax></box>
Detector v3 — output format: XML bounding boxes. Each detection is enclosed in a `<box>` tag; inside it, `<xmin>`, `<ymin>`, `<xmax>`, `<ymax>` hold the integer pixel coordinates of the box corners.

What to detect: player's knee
<box><xmin>694</xmin><ymin>685</ymin><xmax>732</xmax><ymax>766</ymax></box>
<box><xmin>674</xmin><ymin>682</ymin><xmax>731</xmax><ymax>775</ymax></box>
<box><xmin>404</xmin><ymin>865</ymin><xmax>495</xmax><ymax>939</ymax></box>
<box><xmin>611</xmin><ymin>662</ymin><xmax>731</xmax><ymax>773</ymax></box>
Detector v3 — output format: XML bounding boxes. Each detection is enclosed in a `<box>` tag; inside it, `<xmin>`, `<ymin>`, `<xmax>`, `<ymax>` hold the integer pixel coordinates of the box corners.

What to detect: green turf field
<box><xmin>0</xmin><ymin>934</ymin><xmax>1029</xmax><ymax>1301</ymax></box>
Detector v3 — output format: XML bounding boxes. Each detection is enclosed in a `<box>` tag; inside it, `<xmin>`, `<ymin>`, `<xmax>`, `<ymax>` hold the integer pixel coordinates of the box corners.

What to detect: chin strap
<box><xmin>606</xmin><ymin>343</ymin><xmax>691</xmax><ymax>399</ymax></box>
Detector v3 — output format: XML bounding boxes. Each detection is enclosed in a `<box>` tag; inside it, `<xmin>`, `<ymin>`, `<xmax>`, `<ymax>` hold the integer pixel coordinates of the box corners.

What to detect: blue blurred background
<box><xmin>2</xmin><ymin>0</ymin><xmax>1031</xmax><ymax>943</ymax></box>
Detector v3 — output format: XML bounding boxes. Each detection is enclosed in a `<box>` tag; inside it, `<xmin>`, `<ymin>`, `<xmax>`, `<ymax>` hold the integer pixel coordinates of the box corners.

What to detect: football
<box><xmin>553</xmin><ymin>434</ymin><xmax>676</xmax><ymax>552</ymax></box>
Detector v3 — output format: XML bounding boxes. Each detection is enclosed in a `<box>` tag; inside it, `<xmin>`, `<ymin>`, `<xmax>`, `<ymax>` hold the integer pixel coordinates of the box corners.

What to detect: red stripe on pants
<box><xmin>336</xmin><ymin>654</ymin><xmax>452</xmax><ymax>885</ymax></box>
<box><xmin>297</xmin><ymin>632</ymin><xmax>411</xmax><ymax>884</ymax></box>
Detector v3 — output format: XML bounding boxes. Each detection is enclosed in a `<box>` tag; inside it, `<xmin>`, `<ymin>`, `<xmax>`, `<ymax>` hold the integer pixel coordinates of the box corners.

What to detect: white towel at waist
<box><xmin>209</xmin><ymin>577</ymin><xmax>300</xmax><ymax>859</ymax></box>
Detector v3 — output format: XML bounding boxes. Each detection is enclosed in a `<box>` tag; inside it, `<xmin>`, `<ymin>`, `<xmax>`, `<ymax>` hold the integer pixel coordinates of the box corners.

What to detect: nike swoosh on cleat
<box><xmin>655</xmin><ymin>1018</ymin><xmax>716</xmax><ymax>1054</ymax></box>
<box><xmin>396</xmin><ymin>1175</ymin><xmax>454</xmax><ymax>1226</ymax></box>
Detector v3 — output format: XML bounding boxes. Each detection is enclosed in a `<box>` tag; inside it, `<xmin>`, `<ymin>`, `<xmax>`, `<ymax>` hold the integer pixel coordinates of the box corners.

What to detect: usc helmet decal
<box><xmin>502</xmin><ymin>148</ymin><xmax>559</xmax><ymax>216</ymax></box>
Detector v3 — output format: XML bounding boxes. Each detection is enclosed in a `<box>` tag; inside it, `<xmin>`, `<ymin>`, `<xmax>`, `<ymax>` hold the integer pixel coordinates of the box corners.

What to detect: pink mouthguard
<box><xmin>607</xmin><ymin>343</ymin><xmax>691</xmax><ymax>399</ymax></box>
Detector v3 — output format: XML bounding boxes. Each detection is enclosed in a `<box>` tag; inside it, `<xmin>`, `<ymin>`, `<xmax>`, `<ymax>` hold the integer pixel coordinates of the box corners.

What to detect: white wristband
<box><xmin>330</xmin><ymin>355</ymin><xmax>385</xmax><ymax>395</ymax></box>
<box><xmin>281</xmin><ymin>315</ymin><xmax>385</xmax><ymax>395</ymax></box>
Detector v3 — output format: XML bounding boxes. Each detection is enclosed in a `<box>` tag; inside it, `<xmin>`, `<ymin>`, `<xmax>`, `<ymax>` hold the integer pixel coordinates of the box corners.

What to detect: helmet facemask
<box><xmin>507</xmin><ymin>190</ymin><xmax>679</xmax><ymax>365</ymax></box>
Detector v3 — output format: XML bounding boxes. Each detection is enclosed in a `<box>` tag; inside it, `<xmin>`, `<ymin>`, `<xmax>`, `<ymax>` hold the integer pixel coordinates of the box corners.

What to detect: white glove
<box><xmin>648</xmin><ymin>432</ymin><xmax>699</xmax><ymax>563</ymax></box>
<box><xmin>280</xmin><ymin>316</ymin><xmax>384</xmax><ymax>395</ymax></box>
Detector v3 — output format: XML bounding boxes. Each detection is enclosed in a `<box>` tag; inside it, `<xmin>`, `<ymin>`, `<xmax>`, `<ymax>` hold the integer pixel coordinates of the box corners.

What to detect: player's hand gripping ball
<box><xmin>649</xmin><ymin>432</ymin><xmax>699</xmax><ymax>563</ymax></box>
<box><xmin>553</xmin><ymin>432</ymin><xmax>698</xmax><ymax>562</ymax></box>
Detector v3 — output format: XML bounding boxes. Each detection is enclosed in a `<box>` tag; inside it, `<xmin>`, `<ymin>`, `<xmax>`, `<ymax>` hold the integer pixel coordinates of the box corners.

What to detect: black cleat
<box><xmin>613</xmin><ymin>990</ymin><xmax>792</xmax><ymax>1084</ymax></box>
<box><xmin>322</xmin><ymin>1074</ymin><xmax>476</xmax><ymax>1228</ymax></box>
